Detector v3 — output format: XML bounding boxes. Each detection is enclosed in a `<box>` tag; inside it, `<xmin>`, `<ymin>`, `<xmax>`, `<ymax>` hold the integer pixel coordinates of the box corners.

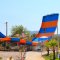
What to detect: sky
<box><xmin>0</xmin><ymin>0</ymin><xmax>60</xmax><ymax>35</ymax></box>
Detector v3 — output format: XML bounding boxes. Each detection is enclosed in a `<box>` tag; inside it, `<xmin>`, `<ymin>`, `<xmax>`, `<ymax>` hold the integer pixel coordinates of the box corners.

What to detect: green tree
<box><xmin>11</xmin><ymin>25</ymin><xmax>30</xmax><ymax>37</ymax></box>
<box><xmin>49</xmin><ymin>39</ymin><xmax>57</xmax><ymax>60</ymax></box>
<box><xmin>31</xmin><ymin>33</ymin><xmax>36</xmax><ymax>39</ymax></box>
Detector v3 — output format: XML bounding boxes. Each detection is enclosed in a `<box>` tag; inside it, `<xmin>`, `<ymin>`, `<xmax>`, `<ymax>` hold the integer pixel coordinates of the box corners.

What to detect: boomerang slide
<box><xmin>0</xmin><ymin>13</ymin><xmax>59</xmax><ymax>46</ymax></box>
<box><xmin>32</xmin><ymin>14</ymin><xmax>59</xmax><ymax>42</ymax></box>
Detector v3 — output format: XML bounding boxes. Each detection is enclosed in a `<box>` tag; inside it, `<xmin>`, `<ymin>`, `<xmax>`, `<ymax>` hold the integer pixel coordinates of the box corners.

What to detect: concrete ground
<box><xmin>25</xmin><ymin>51</ymin><xmax>45</xmax><ymax>60</ymax></box>
<box><xmin>0</xmin><ymin>51</ymin><xmax>22</xmax><ymax>60</ymax></box>
<box><xmin>0</xmin><ymin>51</ymin><xmax>45</xmax><ymax>60</ymax></box>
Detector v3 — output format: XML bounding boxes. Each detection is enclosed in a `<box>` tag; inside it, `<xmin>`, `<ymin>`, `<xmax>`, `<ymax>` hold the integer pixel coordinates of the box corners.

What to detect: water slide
<box><xmin>32</xmin><ymin>13</ymin><xmax>59</xmax><ymax>42</ymax></box>
<box><xmin>0</xmin><ymin>32</ymin><xmax>6</xmax><ymax>38</ymax></box>
<box><xmin>0</xmin><ymin>13</ymin><xmax>59</xmax><ymax>46</ymax></box>
<box><xmin>0</xmin><ymin>33</ymin><xmax>37</xmax><ymax>45</ymax></box>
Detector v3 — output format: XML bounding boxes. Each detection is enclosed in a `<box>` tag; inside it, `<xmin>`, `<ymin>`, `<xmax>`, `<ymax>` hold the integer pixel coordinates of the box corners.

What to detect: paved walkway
<box><xmin>0</xmin><ymin>51</ymin><xmax>24</xmax><ymax>60</ymax></box>
<box><xmin>0</xmin><ymin>51</ymin><xmax>46</xmax><ymax>60</ymax></box>
<box><xmin>25</xmin><ymin>51</ymin><xmax>45</xmax><ymax>60</ymax></box>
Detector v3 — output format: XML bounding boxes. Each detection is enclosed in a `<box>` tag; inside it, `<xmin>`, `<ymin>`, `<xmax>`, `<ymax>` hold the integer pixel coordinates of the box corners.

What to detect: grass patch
<box><xmin>43</xmin><ymin>54</ymin><xmax>59</xmax><ymax>60</ymax></box>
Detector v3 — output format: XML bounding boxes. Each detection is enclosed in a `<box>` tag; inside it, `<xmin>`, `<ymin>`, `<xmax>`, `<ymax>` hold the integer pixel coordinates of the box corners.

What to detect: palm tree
<box><xmin>49</xmin><ymin>39</ymin><xmax>57</xmax><ymax>60</ymax></box>
<box><xmin>44</xmin><ymin>40</ymin><xmax>50</xmax><ymax>56</ymax></box>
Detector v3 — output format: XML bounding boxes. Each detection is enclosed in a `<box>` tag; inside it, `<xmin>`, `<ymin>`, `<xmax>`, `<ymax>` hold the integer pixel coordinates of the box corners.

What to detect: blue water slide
<box><xmin>0</xmin><ymin>32</ymin><xmax>6</xmax><ymax>38</ymax></box>
<box><xmin>11</xmin><ymin>38</ymin><xmax>20</xmax><ymax>42</ymax></box>
<box><xmin>26</xmin><ymin>41</ymin><xmax>32</xmax><ymax>45</ymax></box>
<box><xmin>32</xmin><ymin>37</ymin><xmax>51</xmax><ymax>42</ymax></box>
<box><xmin>32</xmin><ymin>14</ymin><xmax>59</xmax><ymax>42</ymax></box>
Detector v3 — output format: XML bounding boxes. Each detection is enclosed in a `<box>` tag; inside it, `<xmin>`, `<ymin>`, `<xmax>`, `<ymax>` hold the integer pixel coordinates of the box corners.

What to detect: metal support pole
<box><xmin>57</xmin><ymin>25</ymin><xmax>60</xmax><ymax>59</ymax></box>
<box><xmin>4</xmin><ymin>21</ymin><xmax>8</xmax><ymax>50</ymax></box>
<box><xmin>57</xmin><ymin>26</ymin><xmax>58</xmax><ymax>54</ymax></box>
<box><xmin>6</xmin><ymin>21</ymin><xmax>8</xmax><ymax>37</ymax></box>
